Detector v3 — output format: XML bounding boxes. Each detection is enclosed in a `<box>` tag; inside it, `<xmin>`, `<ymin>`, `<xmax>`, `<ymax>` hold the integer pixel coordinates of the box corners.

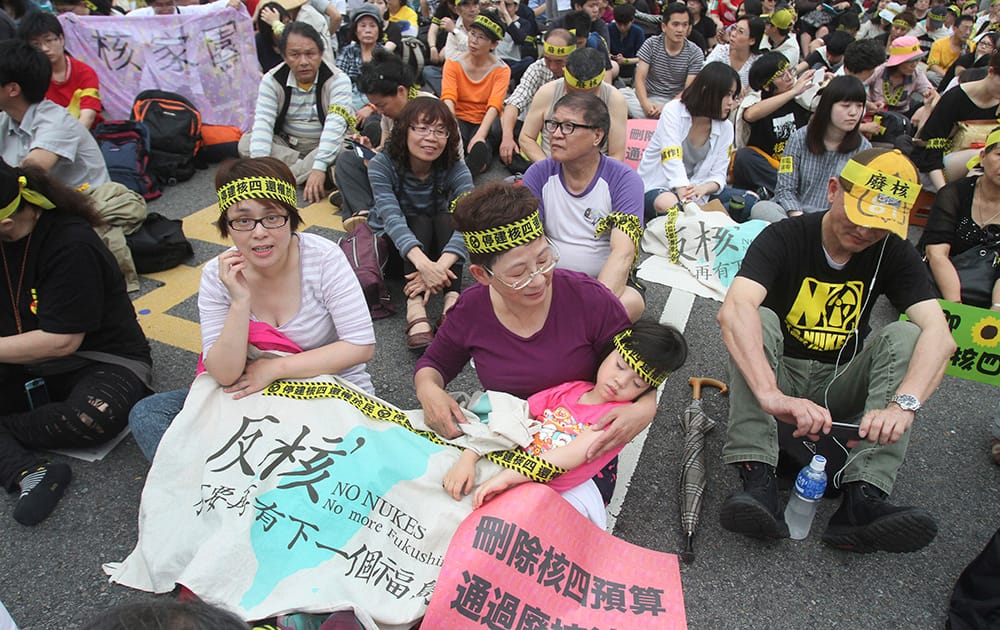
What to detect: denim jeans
<box><xmin>722</xmin><ymin>307</ymin><xmax>921</xmax><ymax>494</ymax></box>
<box><xmin>129</xmin><ymin>388</ymin><xmax>188</xmax><ymax>462</ymax></box>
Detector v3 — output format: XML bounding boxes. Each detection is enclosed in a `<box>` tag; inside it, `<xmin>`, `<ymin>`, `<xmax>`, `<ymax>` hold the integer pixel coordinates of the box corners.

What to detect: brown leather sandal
<box><xmin>405</xmin><ymin>317</ymin><xmax>435</xmax><ymax>353</ymax></box>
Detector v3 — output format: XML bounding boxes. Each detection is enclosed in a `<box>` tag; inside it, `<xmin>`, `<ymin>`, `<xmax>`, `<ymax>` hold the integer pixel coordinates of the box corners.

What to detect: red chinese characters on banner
<box><xmin>425</xmin><ymin>483</ymin><xmax>687</xmax><ymax>629</ymax></box>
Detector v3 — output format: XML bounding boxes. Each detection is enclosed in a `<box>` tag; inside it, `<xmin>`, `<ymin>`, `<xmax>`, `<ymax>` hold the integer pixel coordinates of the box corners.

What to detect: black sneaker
<box><xmin>13</xmin><ymin>462</ymin><xmax>72</xmax><ymax>526</ymax></box>
<box><xmin>821</xmin><ymin>481</ymin><xmax>937</xmax><ymax>553</ymax></box>
<box><xmin>719</xmin><ymin>462</ymin><xmax>789</xmax><ymax>539</ymax></box>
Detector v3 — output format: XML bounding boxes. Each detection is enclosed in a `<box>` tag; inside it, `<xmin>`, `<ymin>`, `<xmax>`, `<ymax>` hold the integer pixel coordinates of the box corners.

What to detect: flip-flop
<box><xmin>405</xmin><ymin>317</ymin><xmax>435</xmax><ymax>353</ymax></box>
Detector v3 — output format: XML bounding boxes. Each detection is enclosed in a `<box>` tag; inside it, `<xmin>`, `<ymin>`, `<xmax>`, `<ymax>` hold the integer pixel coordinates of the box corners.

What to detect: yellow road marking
<box><xmin>135</xmin><ymin>201</ymin><xmax>344</xmax><ymax>354</ymax></box>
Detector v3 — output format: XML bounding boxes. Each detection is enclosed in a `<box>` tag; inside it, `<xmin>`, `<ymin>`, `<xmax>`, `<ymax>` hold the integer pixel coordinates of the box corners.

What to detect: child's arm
<box><xmin>443</xmin><ymin>449</ymin><xmax>481</xmax><ymax>500</ymax></box>
<box><xmin>473</xmin><ymin>428</ymin><xmax>605</xmax><ymax>507</ymax></box>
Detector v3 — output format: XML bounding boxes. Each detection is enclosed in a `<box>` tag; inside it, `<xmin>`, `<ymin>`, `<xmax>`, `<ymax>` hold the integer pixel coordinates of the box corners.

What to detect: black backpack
<box><xmin>131</xmin><ymin>90</ymin><xmax>203</xmax><ymax>185</ymax></box>
<box><xmin>93</xmin><ymin>120</ymin><xmax>161</xmax><ymax>201</ymax></box>
<box><xmin>126</xmin><ymin>212</ymin><xmax>194</xmax><ymax>273</ymax></box>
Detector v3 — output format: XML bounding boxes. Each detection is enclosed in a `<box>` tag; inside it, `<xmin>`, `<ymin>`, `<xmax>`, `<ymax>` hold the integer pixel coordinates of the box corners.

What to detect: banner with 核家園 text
<box><xmin>58</xmin><ymin>9</ymin><xmax>256</xmax><ymax>129</ymax></box>
<box><xmin>903</xmin><ymin>300</ymin><xmax>1000</xmax><ymax>387</ymax></box>
<box><xmin>638</xmin><ymin>202</ymin><xmax>769</xmax><ymax>301</ymax></box>
<box><xmin>424</xmin><ymin>482</ymin><xmax>687</xmax><ymax>628</ymax></box>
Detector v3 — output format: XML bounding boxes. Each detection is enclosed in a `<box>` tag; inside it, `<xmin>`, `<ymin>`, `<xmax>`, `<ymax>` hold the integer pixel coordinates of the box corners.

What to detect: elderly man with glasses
<box><xmin>522</xmin><ymin>91</ymin><xmax>645</xmax><ymax>321</ymax></box>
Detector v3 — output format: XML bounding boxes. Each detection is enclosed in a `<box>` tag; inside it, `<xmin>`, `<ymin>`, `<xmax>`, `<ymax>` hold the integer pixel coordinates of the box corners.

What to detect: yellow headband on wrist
<box><xmin>543</xmin><ymin>42</ymin><xmax>575</xmax><ymax>56</ymax></box>
<box><xmin>0</xmin><ymin>176</ymin><xmax>55</xmax><ymax>220</ymax></box>
<box><xmin>612</xmin><ymin>329</ymin><xmax>669</xmax><ymax>388</ymax></box>
<box><xmin>564</xmin><ymin>67</ymin><xmax>606</xmax><ymax>89</ymax></box>
<box><xmin>473</xmin><ymin>14</ymin><xmax>504</xmax><ymax>39</ymax></box>
<box><xmin>217</xmin><ymin>176</ymin><xmax>297</xmax><ymax>214</ymax></box>
<box><xmin>462</xmin><ymin>210</ymin><xmax>544</xmax><ymax>254</ymax></box>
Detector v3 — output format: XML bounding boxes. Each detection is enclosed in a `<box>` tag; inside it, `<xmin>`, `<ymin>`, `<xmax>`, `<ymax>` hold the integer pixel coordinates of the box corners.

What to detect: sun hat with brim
<box><xmin>273</xmin><ymin>0</ymin><xmax>307</xmax><ymax>11</ymax></box>
<box><xmin>886</xmin><ymin>36</ymin><xmax>925</xmax><ymax>66</ymax></box>
<box><xmin>840</xmin><ymin>149</ymin><xmax>920</xmax><ymax>239</ymax></box>
<box><xmin>878</xmin><ymin>1</ymin><xmax>904</xmax><ymax>22</ymax></box>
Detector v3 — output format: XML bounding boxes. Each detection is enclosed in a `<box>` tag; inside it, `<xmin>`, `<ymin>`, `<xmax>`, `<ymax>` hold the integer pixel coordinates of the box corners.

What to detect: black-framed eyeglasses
<box><xmin>227</xmin><ymin>214</ymin><xmax>289</xmax><ymax>231</ymax></box>
<box><xmin>543</xmin><ymin>119</ymin><xmax>599</xmax><ymax>136</ymax></box>
<box><xmin>483</xmin><ymin>239</ymin><xmax>561</xmax><ymax>290</ymax></box>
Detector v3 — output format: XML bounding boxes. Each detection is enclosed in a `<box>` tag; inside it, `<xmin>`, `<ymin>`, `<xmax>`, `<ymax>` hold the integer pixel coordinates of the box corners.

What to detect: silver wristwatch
<box><xmin>890</xmin><ymin>393</ymin><xmax>922</xmax><ymax>413</ymax></box>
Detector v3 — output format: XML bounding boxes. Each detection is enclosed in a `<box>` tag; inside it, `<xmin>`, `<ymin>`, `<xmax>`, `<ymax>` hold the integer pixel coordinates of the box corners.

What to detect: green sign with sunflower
<box><xmin>935</xmin><ymin>300</ymin><xmax>1000</xmax><ymax>387</ymax></box>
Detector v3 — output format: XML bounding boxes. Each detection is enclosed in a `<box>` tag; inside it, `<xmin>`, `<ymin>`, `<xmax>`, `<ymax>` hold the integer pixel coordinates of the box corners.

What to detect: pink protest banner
<box><xmin>624</xmin><ymin>118</ymin><xmax>659</xmax><ymax>171</ymax></box>
<box><xmin>425</xmin><ymin>483</ymin><xmax>687</xmax><ymax>628</ymax></box>
<box><xmin>58</xmin><ymin>10</ymin><xmax>257</xmax><ymax>129</ymax></box>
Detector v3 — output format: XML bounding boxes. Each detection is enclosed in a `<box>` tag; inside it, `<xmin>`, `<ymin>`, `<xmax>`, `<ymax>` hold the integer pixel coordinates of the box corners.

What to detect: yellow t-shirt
<box><xmin>927</xmin><ymin>36</ymin><xmax>967</xmax><ymax>71</ymax></box>
<box><xmin>389</xmin><ymin>4</ymin><xmax>419</xmax><ymax>32</ymax></box>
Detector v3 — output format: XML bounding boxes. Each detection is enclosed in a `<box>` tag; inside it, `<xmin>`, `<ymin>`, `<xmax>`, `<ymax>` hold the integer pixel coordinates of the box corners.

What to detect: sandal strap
<box><xmin>405</xmin><ymin>317</ymin><xmax>434</xmax><ymax>334</ymax></box>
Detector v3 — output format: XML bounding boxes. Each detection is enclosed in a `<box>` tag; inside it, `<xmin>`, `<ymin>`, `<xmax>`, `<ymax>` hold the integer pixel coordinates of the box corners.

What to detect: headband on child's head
<box><xmin>217</xmin><ymin>176</ymin><xmax>297</xmax><ymax>214</ymax></box>
<box><xmin>892</xmin><ymin>17</ymin><xmax>911</xmax><ymax>28</ymax></box>
<box><xmin>0</xmin><ymin>176</ymin><xmax>55</xmax><ymax>220</ymax></box>
<box><xmin>462</xmin><ymin>210</ymin><xmax>544</xmax><ymax>254</ymax></box>
<box><xmin>612</xmin><ymin>329</ymin><xmax>669</xmax><ymax>388</ymax></box>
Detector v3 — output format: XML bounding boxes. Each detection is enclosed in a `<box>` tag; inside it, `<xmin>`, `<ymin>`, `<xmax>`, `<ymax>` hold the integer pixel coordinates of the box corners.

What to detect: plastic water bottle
<box><xmin>784</xmin><ymin>455</ymin><xmax>828</xmax><ymax>540</ymax></box>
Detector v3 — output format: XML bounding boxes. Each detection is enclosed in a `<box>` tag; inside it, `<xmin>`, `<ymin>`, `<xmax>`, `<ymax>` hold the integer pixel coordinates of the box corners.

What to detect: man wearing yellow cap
<box><xmin>716</xmin><ymin>148</ymin><xmax>956</xmax><ymax>553</ymax></box>
<box><xmin>517</xmin><ymin>47</ymin><xmax>627</xmax><ymax>164</ymax></box>
<box><xmin>762</xmin><ymin>8</ymin><xmax>800</xmax><ymax>67</ymax></box>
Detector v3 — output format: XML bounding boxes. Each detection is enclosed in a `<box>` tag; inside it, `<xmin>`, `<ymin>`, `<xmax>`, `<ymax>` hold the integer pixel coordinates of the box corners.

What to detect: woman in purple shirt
<box><xmin>413</xmin><ymin>182</ymin><xmax>657</xmax><ymax>500</ymax></box>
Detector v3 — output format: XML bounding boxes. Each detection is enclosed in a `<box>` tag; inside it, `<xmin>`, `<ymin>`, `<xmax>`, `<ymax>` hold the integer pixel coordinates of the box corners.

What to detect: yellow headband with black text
<box><xmin>217</xmin><ymin>176</ymin><xmax>297</xmax><ymax>214</ymax></box>
<box><xmin>473</xmin><ymin>14</ymin><xmax>504</xmax><ymax>39</ymax></box>
<box><xmin>462</xmin><ymin>210</ymin><xmax>544</xmax><ymax>254</ymax></box>
<box><xmin>543</xmin><ymin>41</ymin><xmax>575</xmax><ymax>56</ymax></box>
<box><xmin>564</xmin><ymin>67</ymin><xmax>606</xmax><ymax>89</ymax></box>
<box><xmin>613</xmin><ymin>328</ymin><xmax>669</xmax><ymax>388</ymax></box>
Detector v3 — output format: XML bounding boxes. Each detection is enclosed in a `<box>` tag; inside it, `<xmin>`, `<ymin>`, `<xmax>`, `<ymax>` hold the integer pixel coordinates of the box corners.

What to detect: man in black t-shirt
<box><xmin>716</xmin><ymin>149</ymin><xmax>956</xmax><ymax>553</ymax></box>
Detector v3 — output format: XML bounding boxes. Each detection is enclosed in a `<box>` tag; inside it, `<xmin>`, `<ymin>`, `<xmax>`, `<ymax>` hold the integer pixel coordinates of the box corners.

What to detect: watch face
<box><xmin>893</xmin><ymin>394</ymin><xmax>920</xmax><ymax>411</ymax></box>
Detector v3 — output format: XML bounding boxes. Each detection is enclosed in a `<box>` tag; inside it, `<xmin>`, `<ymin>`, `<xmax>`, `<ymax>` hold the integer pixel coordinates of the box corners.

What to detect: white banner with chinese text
<box><xmin>59</xmin><ymin>10</ymin><xmax>256</xmax><ymax>129</ymax></box>
<box><xmin>106</xmin><ymin>374</ymin><xmax>511</xmax><ymax>629</ymax></box>
<box><xmin>638</xmin><ymin>204</ymin><xmax>769</xmax><ymax>302</ymax></box>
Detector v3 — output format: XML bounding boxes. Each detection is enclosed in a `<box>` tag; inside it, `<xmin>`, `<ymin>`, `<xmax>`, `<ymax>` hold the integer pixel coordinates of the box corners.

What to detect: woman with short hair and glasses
<box><xmin>203</xmin><ymin>157</ymin><xmax>375</xmax><ymax>393</ymax></box>
<box><xmin>367</xmin><ymin>97</ymin><xmax>473</xmax><ymax>352</ymax></box>
<box><xmin>441</xmin><ymin>10</ymin><xmax>511</xmax><ymax>175</ymax></box>
<box><xmin>127</xmin><ymin>157</ymin><xmax>376</xmax><ymax>462</ymax></box>
<box><xmin>414</xmin><ymin>181</ymin><xmax>658</xmax><ymax>505</ymax></box>
<box><xmin>522</xmin><ymin>92</ymin><xmax>646</xmax><ymax>321</ymax></box>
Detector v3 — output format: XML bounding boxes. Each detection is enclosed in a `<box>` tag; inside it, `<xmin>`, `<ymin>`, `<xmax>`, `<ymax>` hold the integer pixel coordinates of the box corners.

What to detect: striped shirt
<box><xmin>637</xmin><ymin>36</ymin><xmax>704</xmax><ymax>101</ymax></box>
<box><xmin>773</xmin><ymin>127</ymin><xmax>871</xmax><ymax>214</ymax></box>
<box><xmin>199</xmin><ymin>232</ymin><xmax>376</xmax><ymax>394</ymax></box>
<box><xmin>249</xmin><ymin>64</ymin><xmax>354</xmax><ymax>172</ymax></box>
